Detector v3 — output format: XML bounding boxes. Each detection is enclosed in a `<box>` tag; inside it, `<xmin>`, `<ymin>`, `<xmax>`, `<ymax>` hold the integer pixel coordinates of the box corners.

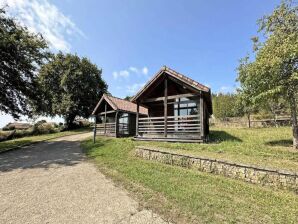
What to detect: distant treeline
<box><xmin>212</xmin><ymin>93</ymin><xmax>290</xmax><ymax>121</ymax></box>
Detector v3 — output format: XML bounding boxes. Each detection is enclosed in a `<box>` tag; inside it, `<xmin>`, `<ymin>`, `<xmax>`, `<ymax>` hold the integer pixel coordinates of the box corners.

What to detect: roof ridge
<box><xmin>107</xmin><ymin>94</ymin><xmax>132</xmax><ymax>102</ymax></box>
<box><xmin>103</xmin><ymin>94</ymin><xmax>118</xmax><ymax>110</ymax></box>
<box><xmin>164</xmin><ymin>66</ymin><xmax>210</xmax><ymax>91</ymax></box>
<box><xmin>131</xmin><ymin>65</ymin><xmax>210</xmax><ymax>102</ymax></box>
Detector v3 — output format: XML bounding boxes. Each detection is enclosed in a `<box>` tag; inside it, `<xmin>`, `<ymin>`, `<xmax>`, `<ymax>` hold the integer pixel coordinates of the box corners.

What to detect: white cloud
<box><xmin>113</xmin><ymin>66</ymin><xmax>149</xmax><ymax>80</ymax></box>
<box><xmin>126</xmin><ymin>83</ymin><xmax>145</xmax><ymax>94</ymax></box>
<box><xmin>142</xmin><ymin>67</ymin><xmax>149</xmax><ymax>75</ymax></box>
<box><xmin>129</xmin><ymin>66</ymin><xmax>138</xmax><ymax>73</ymax></box>
<box><xmin>2</xmin><ymin>0</ymin><xmax>85</xmax><ymax>52</ymax></box>
<box><xmin>113</xmin><ymin>70</ymin><xmax>130</xmax><ymax>79</ymax></box>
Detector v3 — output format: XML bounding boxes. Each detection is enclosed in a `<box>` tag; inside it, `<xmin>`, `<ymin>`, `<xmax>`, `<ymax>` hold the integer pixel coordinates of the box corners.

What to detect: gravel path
<box><xmin>0</xmin><ymin>133</ymin><xmax>169</xmax><ymax>224</ymax></box>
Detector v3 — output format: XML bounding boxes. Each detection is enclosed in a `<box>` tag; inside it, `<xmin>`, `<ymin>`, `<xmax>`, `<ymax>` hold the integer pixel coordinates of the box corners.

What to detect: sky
<box><xmin>0</xmin><ymin>0</ymin><xmax>281</xmax><ymax>127</ymax></box>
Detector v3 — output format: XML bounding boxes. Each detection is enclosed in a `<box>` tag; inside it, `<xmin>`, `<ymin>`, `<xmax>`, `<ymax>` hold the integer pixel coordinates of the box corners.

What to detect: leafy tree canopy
<box><xmin>0</xmin><ymin>8</ymin><xmax>49</xmax><ymax>118</ymax></box>
<box><xmin>36</xmin><ymin>53</ymin><xmax>108</xmax><ymax>128</ymax></box>
<box><xmin>237</xmin><ymin>0</ymin><xmax>298</xmax><ymax>148</ymax></box>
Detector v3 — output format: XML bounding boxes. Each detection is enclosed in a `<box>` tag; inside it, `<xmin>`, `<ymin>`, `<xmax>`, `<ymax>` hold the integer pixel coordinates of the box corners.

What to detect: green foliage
<box><xmin>212</xmin><ymin>93</ymin><xmax>243</xmax><ymax>119</ymax></box>
<box><xmin>0</xmin><ymin>8</ymin><xmax>49</xmax><ymax>118</ymax></box>
<box><xmin>37</xmin><ymin>52</ymin><xmax>108</xmax><ymax>128</ymax></box>
<box><xmin>124</xmin><ymin>95</ymin><xmax>132</xmax><ymax>101</ymax></box>
<box><xmin>237</xmin><ymin>0</ymin><xmax>298</xmax><ymax>147</ymax></box>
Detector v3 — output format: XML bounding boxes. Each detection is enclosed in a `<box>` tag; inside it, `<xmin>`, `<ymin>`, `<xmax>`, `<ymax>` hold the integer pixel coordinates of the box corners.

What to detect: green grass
<box><xmin>0</xmin><ymin>128</ymin><xmax>91</xmax><ymax>153</ymax></box>
<box><xmin>82</xmin><ymin>134</ymin><xmax>298</xmax><ymax>223</ymax></box>
<box><xmin>136</xmin><ymin>127</ymin><xmax>298</xmax><ymax>172</ymax></box>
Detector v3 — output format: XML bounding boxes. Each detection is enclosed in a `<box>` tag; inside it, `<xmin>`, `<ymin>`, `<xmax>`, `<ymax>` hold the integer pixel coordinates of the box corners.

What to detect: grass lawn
<box><xmin>136</xmin><ymin>127</ymin><xmax>298</xmax><ymax>172</ymax></box>
<box><xmin>82</xmin><ymin>131</ymin><xmax>298</xmax><ymax>223</ymax></box>
<box><xmin>0</xmin><ymin>128</ymin><xmax>91</xmax><ymax>153</ymax></box>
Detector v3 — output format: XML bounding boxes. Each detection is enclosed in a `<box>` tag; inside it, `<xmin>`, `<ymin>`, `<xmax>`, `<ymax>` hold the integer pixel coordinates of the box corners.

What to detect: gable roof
<box><xmin>92</xmin><ymin>94</ymin><xmax>148</xmax><ymax>115</ymax></box>
<box><xmin>131</xmin><ymin>66</ymin><xmax>211</xmax><ymax>102</ymax></box>
<box><xmin>130</xmin><ymin>66</ymin><xmax>212</xmax><ymax>114</ymax></box>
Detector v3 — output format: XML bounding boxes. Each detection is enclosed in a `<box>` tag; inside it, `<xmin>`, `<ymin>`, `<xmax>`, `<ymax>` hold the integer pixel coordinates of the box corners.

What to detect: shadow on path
<box><xmin>0</xmin><ymin>139</ymin><xmax>84</xmax><ymax>173</ymax></box>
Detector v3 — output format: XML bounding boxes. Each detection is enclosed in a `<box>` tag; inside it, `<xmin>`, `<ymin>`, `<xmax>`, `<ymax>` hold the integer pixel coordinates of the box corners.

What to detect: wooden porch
<box><xmin>132</xmin><ymin>66</ymin><xmax>212</xmax><ymax>143</ymax></box>
<box><xmin>92</xmin><ymin>94</ymin><xmax>147</xmax><ymax>140</ymax></box>
<box><xmin>136</xmin><ymin>114</ymin><xmax>203</xmax><ymax>142</ymax></box>
<box><xmin>134</xmin><ymin>92</ymin><xmax>205</xmax><ymax>142</ymax></box>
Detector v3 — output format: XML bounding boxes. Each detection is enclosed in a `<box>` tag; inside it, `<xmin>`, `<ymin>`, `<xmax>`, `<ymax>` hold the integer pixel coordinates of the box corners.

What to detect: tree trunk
<box><xmin>289</xmin><ymin>96</ymin><xmax>298</xmax><ymax>149</ymax></box>
<box><xmin>247</xmin><ymin>113</ymin><xmax>251</xmax><ymax>128</ymax></box>
<box><xmin>65</xmin><ymin>114</ymin><xmax>76</xmax><ymax>130</ymax></box>
<box><xmin>293</xmin><ymin>125</ymin><xmax>298</xmax><ymax>149</ymax></box>
<box><xmin>274</xmin><ymin>112</ymin><xmax>278</xmax><ymax>127</ymax></box>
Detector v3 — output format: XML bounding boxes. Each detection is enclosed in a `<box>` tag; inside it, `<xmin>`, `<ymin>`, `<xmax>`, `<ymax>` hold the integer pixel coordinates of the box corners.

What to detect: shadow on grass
<box><xmin>266</xmin><ymin>139</ymin><xmax>292</xmax><ymax>147</ymax></box>
<box><xmin>209</xmin><ymin>130</ymin><xmax>242</xmax><ymax>143</ymax></box>
<box><xmin>82</xmin><ymin>138</ymin><xmax>113</xmax><ymax>156</ymax></box>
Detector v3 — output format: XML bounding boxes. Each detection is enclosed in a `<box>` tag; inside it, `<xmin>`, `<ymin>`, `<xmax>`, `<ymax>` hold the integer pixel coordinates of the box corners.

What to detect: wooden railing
<box><xmin>138</xmin><ymin>115</ymin><xmax>201</xmax><ymax>138</ymax></box>
<box><xmin>96</xmin><ymin>122</ymin><xmax>116</xmax><ymax>136</ymax></box>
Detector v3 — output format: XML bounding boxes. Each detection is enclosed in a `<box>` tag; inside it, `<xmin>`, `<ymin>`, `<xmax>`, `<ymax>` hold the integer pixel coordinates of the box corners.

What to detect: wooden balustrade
<box><xmin>138</xmin><ymin>115</ymin><xmax>201</xmax><ymax>138</ymax></box>
<box><xmin>96</xmin><ymin>122</ymin><xmax>116</xmax><ymax>135</ymax></box>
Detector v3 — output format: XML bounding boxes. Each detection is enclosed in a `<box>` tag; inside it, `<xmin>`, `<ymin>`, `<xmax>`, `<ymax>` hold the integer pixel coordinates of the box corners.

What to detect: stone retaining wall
<box><xmin>135</xmin><ymin>146</ymin><xmax>298</xmax><ymax>191</ymax></box>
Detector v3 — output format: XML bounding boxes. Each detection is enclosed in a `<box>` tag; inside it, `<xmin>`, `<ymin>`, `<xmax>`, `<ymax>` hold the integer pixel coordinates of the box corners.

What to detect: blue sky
<box><xmin>1</xmin><ymin>0</ymin><xmax>281</xmax><ymax>127</ymax></box>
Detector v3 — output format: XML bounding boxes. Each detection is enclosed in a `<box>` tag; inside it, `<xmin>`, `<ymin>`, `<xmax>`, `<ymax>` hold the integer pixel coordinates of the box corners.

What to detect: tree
<box><xmin>212</xmin><ymin>93</ymin><xmax>242</xmax><ymax>120</ymax></box>
<box><xmin>124</xmin><ymin>96</ymin><xmax>132</xmax><ymax>101</ymax></box>
<box><xmin>0</xmin><ymin>8</ymin><xmax>49</xmax><ymax>118</ymax></box>
<box><xmin>237</xmin><ymin>1</ymin><xmax>298</xmax><ymax>148</ymax></box>
<box><xmin>37</xmin><ymin>53</ymin><xmax>108</xmax><ymax>128</ymax></box>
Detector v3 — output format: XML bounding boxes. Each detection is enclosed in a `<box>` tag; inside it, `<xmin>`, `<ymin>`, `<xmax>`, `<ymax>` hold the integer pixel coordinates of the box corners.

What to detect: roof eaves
<box><xmin>131</xmin><ymin>67</ymin><xmax>166</xmax><ymax>102</ymax></box>
<box><xmin>104</xmin><ymin>94</ymin><xmax>118</xmax><ymax>110</ymax></box>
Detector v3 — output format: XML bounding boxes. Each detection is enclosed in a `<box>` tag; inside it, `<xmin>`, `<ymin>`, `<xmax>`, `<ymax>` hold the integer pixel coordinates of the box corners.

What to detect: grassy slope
<box><xmin>82</xmin><ymin>135</ymin><xmax>298</xmax><ymax>223</ymax></box>
<box><xmin>0</xmin><ymin>128</ymin><xmax>90</xmax><ymax>152</ymax></box>
<box><xmin>137</xmin><ymin>127</ymin><xmax>298</xmax><ymax>172</ymax></box>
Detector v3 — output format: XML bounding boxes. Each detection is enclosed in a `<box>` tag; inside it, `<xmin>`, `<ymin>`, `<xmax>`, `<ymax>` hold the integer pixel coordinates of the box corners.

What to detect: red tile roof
<box><xmin>92</xmin><ymin>94</ymin><xmax>148</xmax><ymax>115</ymax></box>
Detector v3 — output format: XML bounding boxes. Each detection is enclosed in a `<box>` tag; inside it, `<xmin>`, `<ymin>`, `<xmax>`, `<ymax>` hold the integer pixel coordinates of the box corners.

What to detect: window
<box><xmin>174</xmin><ymin>98</ymin><xmax>198</xmax><ymax>116</ymax></box>
<box><xmin>119</xmin><ymin>113</ymin><xmax>129</xmax><ymax>134</ymax></box>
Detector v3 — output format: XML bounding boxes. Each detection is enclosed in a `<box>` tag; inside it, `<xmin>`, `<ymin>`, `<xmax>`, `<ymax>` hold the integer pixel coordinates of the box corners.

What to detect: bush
<box><xmin>2</xmin><ymin>125</ymin><xmax>15</xmax><ymax>131</ymax></box>
<box><xmin>32</xmin><ymin>122</ymin><xmax>58</xmax><ymax>135</ymax></box>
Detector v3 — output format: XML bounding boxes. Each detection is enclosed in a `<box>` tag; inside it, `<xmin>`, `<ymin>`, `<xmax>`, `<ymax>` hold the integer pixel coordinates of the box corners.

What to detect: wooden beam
<box><xmin>93</xmin><ymin>115</ymin><xmax>96</xmax><ymax>143</ymax></box>
<box><xmin>164</xmin><ymin>77</ymin><xmax>168</xmax><ymax>137</ymax></box>
<box><xmin>167</xmin><ymin>75</ymin><xmax>200</xmax><ymax>93</ymax></box>
<box><xmin>104</xmin><ymin>102</ymin><xmax>107</xmax><ymax>135</ymax></box>
<box><xmin>178</xmin><ymin>98</ymin><xmax>180</xmax><ymax>117</ymax></box>
<box><xmin>136</xmin><ymin>102</ymin><xmax>139</xmax><ymax>136</ymax></box>
<box><xmin>98</xmin><ymin>110</ymin><xmax>116</xmax><ymax>115</ymax></box>
<box><xmin>142</xmin><ymin>93</ymin><xmax>199</xmax><ymax>103</ymax></box>
<box><xmin>200</xmin><ymin>93</ymin><xmax>204</xmax><ymax>138</ymax></box>
<box><xmin>115</xmin><ymin>111</ymin><xmax>119</xmax><ymax>138</ymax></box>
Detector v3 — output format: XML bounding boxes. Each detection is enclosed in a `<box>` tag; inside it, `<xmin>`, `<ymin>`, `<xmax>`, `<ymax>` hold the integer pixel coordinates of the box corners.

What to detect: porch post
<box><xmin>93</xmin><ymin>115</ymin><xmax>96</xmax><ymax>143</ymax></box>
<box><xmin>104</xmin><ymin>102</ymin><xmax>107</xmax><ymax>135</ymax></box>
<box><xmin>136</xmin><ymin>102</ymin><xmax>139</xmax><ymax>136</ymax></box>
<box><xmin>115</xmin><ymin>111</ymin><xmax>119</xmax><ymax>137</ymax></box>
<box><xmin>200</xmin><ymin>92</ymin><xmax>204</xmax><ymax>139</ymax></box>
<box><xmin>164</xmin><ymin>77</ymin><xmax>168</xmax><ymax>137</ymax></box>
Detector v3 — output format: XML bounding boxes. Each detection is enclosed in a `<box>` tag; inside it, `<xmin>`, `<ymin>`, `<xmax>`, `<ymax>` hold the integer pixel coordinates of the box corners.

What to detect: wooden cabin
<box><xmin>92</xmin><ymin>94</ymin><xmax>148</xmax><ymax>138</ymax></box>
<box><xmin>131</xmin><ymin>66</ymin><xmax>212</xmax><ymax>142</ymax></box>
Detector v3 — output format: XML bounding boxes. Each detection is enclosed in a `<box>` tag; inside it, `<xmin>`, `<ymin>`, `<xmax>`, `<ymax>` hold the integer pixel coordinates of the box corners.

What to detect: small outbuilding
<box><xmin>131</xmin><ymin>66</ymin><xmax>212</xmax><ymax>142</ymax></box>
<box><xmin>92</xmin><ymin>94</ymin><xmax>148</xmax><ymax>138</ymax></box>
